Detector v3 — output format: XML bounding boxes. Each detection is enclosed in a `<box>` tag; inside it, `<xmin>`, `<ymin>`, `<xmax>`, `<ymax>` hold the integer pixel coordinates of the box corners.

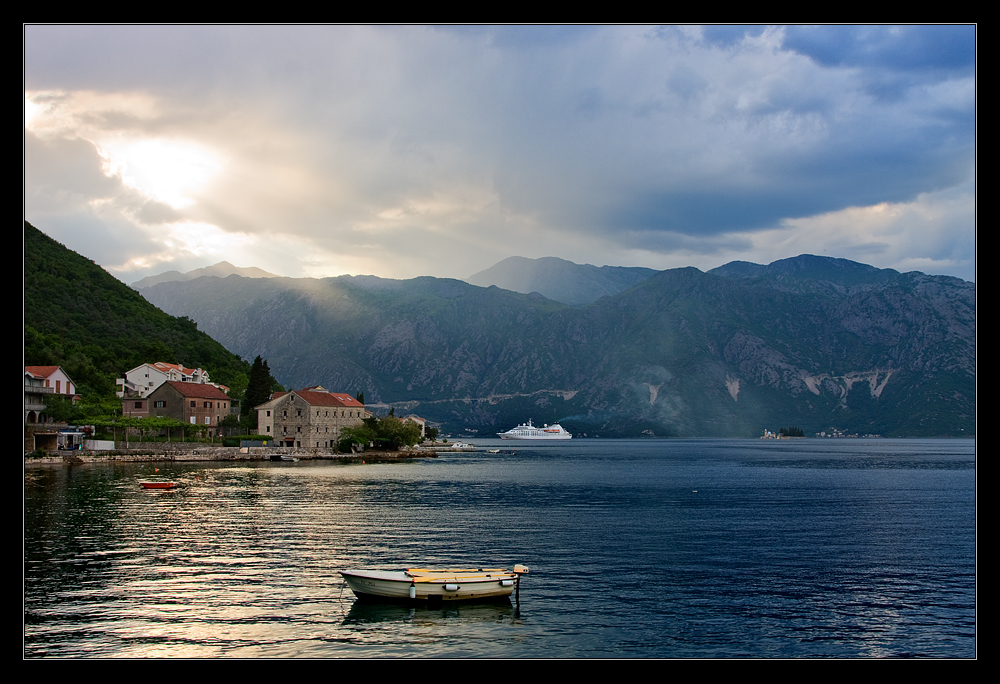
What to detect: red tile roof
<box><xmin>25</xmin><ymin>366</ymin><xmax>62</xmax><ymax>378</ymax></box>
<box><xmin>163</xmin><ymin>381</ymin><xmax>230</xmax><ymax>400</ymax></box>
<box><xmin>271</xmin><ymin>389</ymin><xmax>364</xmax><ymax>407</ymax></box>
<box><xmin>152</xmin><ymin>361</ymin><xmax>197</xmax><ymax>374</ymax></box>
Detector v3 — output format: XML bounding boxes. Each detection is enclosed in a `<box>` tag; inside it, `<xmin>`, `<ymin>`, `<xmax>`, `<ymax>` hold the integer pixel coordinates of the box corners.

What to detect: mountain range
<box><xmin>466</xmin><ymin>256</ymin><xmax>659</xmax><ymax>305</ymax></box>
<box><xmin>131</xmin><ymin>261</ymin><xmax>278</xmax><ymax>289</ymax></box>
<box><xmin>135</xmin><ymin>255</ymin><xmax>976</xmax><ymax>437</ymax></box>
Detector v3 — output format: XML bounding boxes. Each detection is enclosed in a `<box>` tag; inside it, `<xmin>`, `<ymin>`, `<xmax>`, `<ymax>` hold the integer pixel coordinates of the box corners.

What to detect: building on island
<box><xmin>256</xmin><ymin>387</ymin><xmax>364</xmax><ymax>448</ymax></box>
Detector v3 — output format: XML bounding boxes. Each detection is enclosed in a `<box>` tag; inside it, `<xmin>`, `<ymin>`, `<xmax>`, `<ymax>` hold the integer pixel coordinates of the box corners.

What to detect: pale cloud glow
<box><xmin>25</xmin><ymin>25</ymin><xmax>975</xmax><ymax>284</ymax></box>
<box><xmin>695</xmin><ymin>182</ymin><xmax>977</xmax><ymax>277</ymax></box>
<box><xmin>25</xmin><ymin>90</ymin><xmax>160</xmax><ymax>138</ymax></box>
<box><xmin>108</xmin><ymin>222</ymin><xmax>269</xmax><ymax>276</ymax></box>
<box><xmin>100</xmin><ymin>138</ymin><xmax>222</xmax><ymax>209</ymax></box>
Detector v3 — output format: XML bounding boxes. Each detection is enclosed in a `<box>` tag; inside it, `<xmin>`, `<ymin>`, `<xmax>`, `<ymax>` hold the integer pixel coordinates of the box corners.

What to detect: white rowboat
<box><xmin>340</xmin><ymin>565</ymin><xmax>529</xmax><ymax>602</ymax></box>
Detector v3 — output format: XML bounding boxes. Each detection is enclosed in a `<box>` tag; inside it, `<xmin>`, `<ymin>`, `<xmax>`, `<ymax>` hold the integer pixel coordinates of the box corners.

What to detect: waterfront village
<box><xmin>26</xmin><ymin>363</ymin><xmax>880</xmax><ymax>461</ymax></box>
<box><xmin>24</xmin><ymin>362</ymin><xmax>450</xmax><ymax>462</ymax></box>
<box><xmin>761</xmin><ymin>427</ymin><xmax>882</xmax><ymax>439</ymax></box>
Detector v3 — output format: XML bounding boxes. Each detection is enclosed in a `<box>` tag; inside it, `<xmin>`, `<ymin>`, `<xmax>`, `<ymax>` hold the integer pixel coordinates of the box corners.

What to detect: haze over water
<box><xmin>24</xmin><ymin>438</ymin><xmax>975</xmax><ymax>658</ymax></box>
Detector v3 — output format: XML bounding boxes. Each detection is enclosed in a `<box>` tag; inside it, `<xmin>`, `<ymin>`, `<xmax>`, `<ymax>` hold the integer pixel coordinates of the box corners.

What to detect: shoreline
<box><xmin>24</xmin><ymin>445</ymin><xmax>447</xmax><ymax>466</ymax></box>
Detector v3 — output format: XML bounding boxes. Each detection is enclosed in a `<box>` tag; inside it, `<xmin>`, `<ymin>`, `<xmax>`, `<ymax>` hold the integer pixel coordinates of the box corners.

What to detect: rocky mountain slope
<box><xmin>466</xmin><ymin>256</ymin><xmax>658</xmax><ymax>305</ymax></box>
<box><xmin>137</xmin><ymin>256</ymin><xmax>975</xmax><ymax>437</ymax></box>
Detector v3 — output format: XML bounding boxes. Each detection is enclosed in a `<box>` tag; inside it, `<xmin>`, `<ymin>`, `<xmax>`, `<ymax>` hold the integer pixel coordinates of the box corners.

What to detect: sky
<box><xmin>24</xmin><ymin>25</ymin><xmax>976</xmax><ymax>284</ymax></box>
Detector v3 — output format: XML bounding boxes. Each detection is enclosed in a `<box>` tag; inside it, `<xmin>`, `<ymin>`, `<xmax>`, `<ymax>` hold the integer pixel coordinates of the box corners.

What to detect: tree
<box><xmin>243</xmin><ymin>356</ymin><xmax>280</xmax><ymax>427</ymax></box>
<box><xmin>42</xmin><ymin>395</ymin><xmax>81</xmax><ymax>424</ymax></box>
<box><xmin>337</xmin><ymin>414</ymin><xmax>421</xmax><ymax>452</ymax></box>
<box><xmin>376</xmin><ymin>415</ymin><xmax>420</xmax><ymax>450</ymax></box>
<box><xmin>338</xmin><ymin>424</ymin><xmax>377</xmax><ymax>452</ymax></box>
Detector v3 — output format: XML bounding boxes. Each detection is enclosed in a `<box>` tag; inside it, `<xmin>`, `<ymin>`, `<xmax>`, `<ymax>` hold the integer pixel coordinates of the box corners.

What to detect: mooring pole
<box><xmin>512</xmin><ymin>564</ymin><xmax>528</xmax><ymax>615</ymax></box>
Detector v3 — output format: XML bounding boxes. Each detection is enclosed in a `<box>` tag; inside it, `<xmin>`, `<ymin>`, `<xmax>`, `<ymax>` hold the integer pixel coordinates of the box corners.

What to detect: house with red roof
<box><xmin>116</xmin><ymin>361</ymin><xmax>221</xmax><ymax>398</ymax></box>
<box><xmin>255</xmin><ymin>387</ymin><xmax>364</xmax><ymax>448</ymax></box>
<box><xmin>122</xmin><ymin>380</ymin><xmax>233</xmax><ymax>438</ymax></box>
<box><xmin>24</xmin><ymin>366</ymin><xmax>78</xmax><ymax>423</ymax></box>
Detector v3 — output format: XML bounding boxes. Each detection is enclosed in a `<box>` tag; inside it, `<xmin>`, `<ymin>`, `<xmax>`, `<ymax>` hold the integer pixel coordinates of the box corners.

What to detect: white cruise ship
<box><xmin>497</xmin><ymin>419</ymin><xmax>572</xmax><ymax>440</ymax></box>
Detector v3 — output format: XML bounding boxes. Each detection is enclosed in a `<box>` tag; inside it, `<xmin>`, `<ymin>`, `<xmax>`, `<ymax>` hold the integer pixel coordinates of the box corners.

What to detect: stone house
<box><xmin>256</xmin><ymin>388</ymin><xmax>364</xmax><ymax>448</ymax></box>
<box><xmin>122</xmin><ymin>380</ymin><xmax>233</xmax><ymax>438</ymax></box>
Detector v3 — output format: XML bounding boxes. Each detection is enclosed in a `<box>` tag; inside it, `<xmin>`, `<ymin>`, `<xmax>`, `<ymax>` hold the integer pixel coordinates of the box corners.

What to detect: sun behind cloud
<box><xmin>100</xmin><ymin>138</ymin><xmax>223</xmax><ymax>209</ymax></box>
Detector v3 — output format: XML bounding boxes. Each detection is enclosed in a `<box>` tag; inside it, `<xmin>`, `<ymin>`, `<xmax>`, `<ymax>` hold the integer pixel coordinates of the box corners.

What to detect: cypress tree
<box><xmin>244</xmin><ymin>356</ymin><xmax>273</xmax><ymax>413</ymax></box>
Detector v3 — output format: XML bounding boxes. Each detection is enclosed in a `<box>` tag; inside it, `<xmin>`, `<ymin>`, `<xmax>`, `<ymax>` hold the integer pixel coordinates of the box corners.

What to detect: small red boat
<box><xmin>140</xmin><ymin>481</ymin><xmax>177</xmax><ymax>490</ymax></box>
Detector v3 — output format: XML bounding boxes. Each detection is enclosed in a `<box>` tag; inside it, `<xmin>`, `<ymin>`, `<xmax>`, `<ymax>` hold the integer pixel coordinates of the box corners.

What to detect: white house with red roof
<box><xmin>116</xmin><ymin>362</ymin><xmax>220</xmax><ymax>398</ymax></box>
<box><xmin>24</xmin><ymin>366</ymin><xmax>78</xmax><ymax>423</ymax></box>
<box><xmin>255</xmin><ymin>387</ymin><xmax>365</xmax><ymax>448</ymax></box>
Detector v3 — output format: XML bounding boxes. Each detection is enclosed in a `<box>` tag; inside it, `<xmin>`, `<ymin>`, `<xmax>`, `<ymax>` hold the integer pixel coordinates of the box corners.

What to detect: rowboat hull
<box><xmin>140</xmin><ymin>481</ymin><xmax>177</xmax><ymax>489</ymax></box>
<box><xmin>341</xmin><ymin>566</ymin><xmax>527</xmax><ymax>602</ymax></box>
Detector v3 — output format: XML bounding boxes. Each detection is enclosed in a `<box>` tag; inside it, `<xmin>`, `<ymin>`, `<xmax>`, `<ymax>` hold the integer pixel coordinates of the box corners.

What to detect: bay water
<box><xmin>24</xmin><ymin>438</ymin><xmax>975</xmax><ymax>658</ymax></box>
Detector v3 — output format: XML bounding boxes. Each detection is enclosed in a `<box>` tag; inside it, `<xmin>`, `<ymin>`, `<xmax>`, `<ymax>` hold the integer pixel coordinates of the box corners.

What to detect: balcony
<box><xmin>25</xmin><ymin>384</ymin><xmax>54</xmax><ymax>394</ymax></box>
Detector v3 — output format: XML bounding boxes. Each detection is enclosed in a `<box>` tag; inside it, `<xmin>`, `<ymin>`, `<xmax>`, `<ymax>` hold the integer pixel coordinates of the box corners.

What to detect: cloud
<box><xmin>781</xmin><ymin>25</ymin><xmax>975</xmax><ymax>73</ymax></box>
<box><xmin>25</xmin><ymin>25</ymin><xmax>975</xmax><ymax>283</ymax></box>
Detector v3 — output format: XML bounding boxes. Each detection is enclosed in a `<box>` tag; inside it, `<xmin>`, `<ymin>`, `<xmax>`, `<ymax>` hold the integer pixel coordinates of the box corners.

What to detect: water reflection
<box><xmin>25</xmin><ymin>440</ymin><xmax>975</xmax><ymax>658</ymax></box>
<box><xmin>344</xmin><ymin>600</ymin><xmax>518</xmax><ymax>625</ymax></box>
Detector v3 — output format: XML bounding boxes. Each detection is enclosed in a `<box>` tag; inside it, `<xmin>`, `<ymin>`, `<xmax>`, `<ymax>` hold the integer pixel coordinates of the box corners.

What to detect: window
<box><xmin>154</xmin><ymin>401</ymin><xmax>166</xmax><ymax>408</ymax></box>
<box><xmin>134</xmin><ymin>402</ymin><xmax>143</xmax><ymax>409</ymax></box>
<box><xmin>204</xmin><ymin>417</ymin><xmax>211</xmax><ymax>425</ymax></box>
<box><xmin>204</xmin><ymin>401</ymin><xmax>212</xmax><ymax>408</ymax></box>
<box><xmin>190</xmin><ymin>401</ymin><xmax>196</xmax><ymax>407</ymax></box>
<box><xmin>266</xmin><ymin>411</ymin><xmax>271</xmax><ymax>417</ymax></box>
<box><xmin>190</xmin><ymin>417</ymin><xmax>196</xmax><ymax>424</ymax></box>
<box><xmin>266</xmin><ymin>426</ymin><xmax>271</xmax><ymax>433</ymax></box>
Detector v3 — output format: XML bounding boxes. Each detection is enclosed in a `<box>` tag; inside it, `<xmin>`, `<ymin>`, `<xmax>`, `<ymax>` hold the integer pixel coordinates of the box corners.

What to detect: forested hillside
<box><xmin>24</xmin><ymin>222</ymin><xmax>252</xmax><ymax>399</ymax></box>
